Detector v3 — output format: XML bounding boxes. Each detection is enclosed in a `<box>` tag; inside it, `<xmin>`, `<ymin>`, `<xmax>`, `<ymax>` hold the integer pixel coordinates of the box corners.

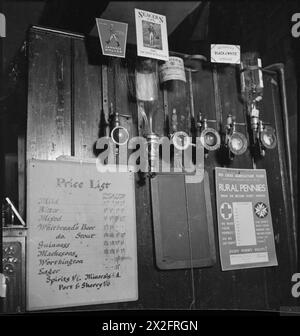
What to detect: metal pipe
<box><xmin>0</xmin><ymin>203</ymin><xmax>3</xmax><ymax>312</ymax></box>
<box><xmin>263</xmin><ymin>63</ymin><xmax>297</xmax><ymax>257</ymax></box>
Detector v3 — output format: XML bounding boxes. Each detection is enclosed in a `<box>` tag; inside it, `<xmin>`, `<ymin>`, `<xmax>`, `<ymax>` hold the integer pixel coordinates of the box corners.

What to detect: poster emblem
<box><xmin>254</xmin><ymin>202</ymin><xmax>269</xmax><ymax>218</ymax></box>
<box><xmin>220</xmin><ymin>202</ymin><xmax>233</xmax><ymax>220</ymax></box>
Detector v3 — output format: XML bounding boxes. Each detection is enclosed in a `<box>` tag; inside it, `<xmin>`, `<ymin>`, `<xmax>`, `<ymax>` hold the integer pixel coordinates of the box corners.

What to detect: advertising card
<box><xmin>96</xmin><ymin>18</ymin><xmax>128</xmax><ymax>58</ymax></box>
<box><xmin>135</xmin><ymin>8</ymin><xmax>169</xmax><ymax>61</ymax></box>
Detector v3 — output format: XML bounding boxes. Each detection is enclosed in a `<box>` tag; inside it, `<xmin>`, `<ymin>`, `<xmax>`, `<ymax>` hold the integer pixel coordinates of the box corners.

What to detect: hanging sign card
<box><xmin>26</xmin><ymin>159</ymin><xmax>138</xmax><ymax>310</ymax></box>
<box><xmin>135</xmin><ymin>8</ymin><xmax>169</xmax><ymax>61</ymax></box>
<box><xmin>211</xmin><ymin>44</ymin><xmax>240</xmax><ymax>64</ymax></box>
<box><xmin>96</xmin><ymin>18</ymin><xmax>128</xmax><ymax>58</ymax></box>
<box><xmin>215</xmin><ymin>167</ymin><xmax>278</xmax><ymax>271</ymax></box>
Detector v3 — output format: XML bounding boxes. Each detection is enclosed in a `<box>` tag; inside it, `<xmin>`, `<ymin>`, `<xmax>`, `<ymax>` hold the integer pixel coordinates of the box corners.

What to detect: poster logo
<box><xmin>220</xmin><ymin>202</ymin><xmax>233</xmax><ymax>220</ymax></box>
<box><xmin>0</xmin><ymin>13</ymin><xmax>6</xmax><ymax>38</ymax></box>
<box><xmin>254</xmin><ymin>202</ymin><xmax>268</xmax><ymax>218</ymax></box>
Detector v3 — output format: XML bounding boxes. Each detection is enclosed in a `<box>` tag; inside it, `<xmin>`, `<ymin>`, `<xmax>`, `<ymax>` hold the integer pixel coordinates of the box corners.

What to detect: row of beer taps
<box><xmin>106</xmin><ymin>54</ymin><xmax>277</xmax><ymax>168</ymax></box>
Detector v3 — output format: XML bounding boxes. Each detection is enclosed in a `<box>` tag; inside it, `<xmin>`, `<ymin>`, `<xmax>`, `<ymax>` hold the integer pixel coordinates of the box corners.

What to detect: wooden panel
<box><xmin>140</xmin><ymin>60</ymin><xmax>195</xmax><ymax>309</ymax></box>
<box><xmin>257</xmin><ymin>74</ymin><xmax>298</xmax><ymax>308</ymax></box>
<box><xmin>18</xmin><ymin>135</ymin><xmax>26</xmax><ymax>219</ymax></box>
<box><xmin>112</xmin><ymin>58</ymin><xmax>138</xmax><ymax>139</ymax></box>
<box><xmin>104</xmin><ymin>57</ymin><xmax>195</xmax><ymax>308</ymax></box>
<box><xmin>218</xmin><ymin>64</ymin><xmax>268</xmax><ymax>310</ymax></box>
<box><xmin>127</xmin><ymin>177</ymin><xmax>170</xmax><ymax>309</ymax></box>
<box><xmin>185</xmin><ymin>173</ymin><xmax>216</xmax><ymax>265</ymax></box>
<box><xmin>24</xmin><ymin>27</ymin><xmax>297</xmax><ymax>311</ymax></box>
<box><xmin>164</xmin><ymin>79</ymin><xmax>190</xmax><ymax>134</ymax></box>
<box><xmin>121</xmin><ymin>176</ymin><xmax>194</xmax><ymax>309</ymax></box>
<box><xmin>150</xmin><ymin>172</ymin><xmax>215</xmax><ymax>270</ymax></box>
<box><xmin>27</xmin><ymin>29</ymin><xmax>72</xmax><ymax>160</ymax></box>
<box><xmin>191</xmin><ymin>64</ymin><xmax>237</xmax><ymax>309</ymax></box>
<box><xmin>73</xmin><ymin>38</ymin><xmax>102</xmax><ymax>158</ymax></box>
<box><xmin>151</xmin><ymin>174</ymin><xmax>189</xmax><ymax>269</ymax></box>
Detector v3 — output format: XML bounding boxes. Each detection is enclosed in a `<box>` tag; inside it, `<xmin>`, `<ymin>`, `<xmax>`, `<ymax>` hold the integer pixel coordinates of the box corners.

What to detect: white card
<box><xmin>135</xmin><ymin>8</ymin><xmax>169</xmax><ymax>61</ymax></box>
<box><xmin>0</xmin><ymin>273</ymin><xmax>7</xmax><ymax>298</ymax></box>
<box><xmin>211</xmin><ymin>44</ymin><xmax>240</xmax><ymax>64</ymax></box>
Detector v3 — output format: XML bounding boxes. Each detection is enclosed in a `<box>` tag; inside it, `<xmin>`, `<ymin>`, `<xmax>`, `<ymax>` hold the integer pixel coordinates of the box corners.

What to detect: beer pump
<box><xmin>197</xmin><ymin>112</ymin><xmax>221</xmax><ymax>158</ymax></box>
<box><xmin>240</xmin><ymin>53</ymin><xmax>277</xmax><ymax>157</ymax></box>
<box><xmin>135</xmin><ymin>58</ymin><xmax>160</xmax><ymax>172</ymax></box>
<box><xmin>159</xmin><ymin>56</ymin><xmax>191</xmax><ymax>151</ymax></box>
<box><xmin>168</xmin><ymin>107</ymin><xmax>192</xmax><ymax>170</ymax></box>
<box><xmin>159</xmin><ymin>56</ymin><xmax>193</xmax><ymax>170</ymax></box>
<box><xmin>225</xmin><ymin>114</ymin><xmax>248</xmax><ymax>160</ymax></box>
<box><xmin>250</xmin><ymin>102</ymin><xmax>277</xmax><ymax>156</ymax></box>
<box><xmin>109</xmin><ymin>103</ymin><xmax>131</xmax><ymax>163</ymax></box>
<box><xmin>164</xmin><ymin>54</ymin><xmax>207</xmax><ymax>167</ymax></box>
<box><xmin>170</xmin><ymin>108</ymin><xmax>190</xmax><ymax>148</ymax></box>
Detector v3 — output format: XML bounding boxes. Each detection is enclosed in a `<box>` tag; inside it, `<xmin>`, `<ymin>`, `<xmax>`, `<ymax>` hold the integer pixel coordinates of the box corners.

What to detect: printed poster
<box><xmin>215</xmin><ymin>167</ymin><xmax>278</xmax><ymax>271</ymax></box>
<box><xmin>96</xmin><ymin>18</ymin><xmax>128</xmax><ymax>58</ymax></box>
<box><xmin>135</xmin><ymin>8</ymin><xmax>169</xmax><ymax>61</ymax></box>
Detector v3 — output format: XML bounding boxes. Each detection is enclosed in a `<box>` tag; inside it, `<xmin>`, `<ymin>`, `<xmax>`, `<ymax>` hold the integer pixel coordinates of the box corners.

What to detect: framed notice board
<box><xmin>26</xmin><ymin>159</ymin><xmax>138</xmax><ymax>311</ymax></box>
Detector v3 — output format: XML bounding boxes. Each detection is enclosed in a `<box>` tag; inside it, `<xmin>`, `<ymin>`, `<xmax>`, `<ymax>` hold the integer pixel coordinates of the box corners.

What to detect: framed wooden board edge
<box><xmin>150</xmin><ymin>170</ymin><xmax>216</xmax><ymax>270</ymax></box>
<box><xmin>203</xmin><ymin>170</ymin><xmax>217</xmax><ymax>265</ymax></box>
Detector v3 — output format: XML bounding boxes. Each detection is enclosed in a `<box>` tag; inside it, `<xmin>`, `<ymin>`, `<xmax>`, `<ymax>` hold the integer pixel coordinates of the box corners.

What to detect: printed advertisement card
<box><xmin>96</xmin><ymin>18</ymin><xmax>128</xmax><ymax>58</ymax></box>
<box><xmin>135</xmin><ymin>8</ymin><xmax>169</xmax><ymax>61</ymax></box>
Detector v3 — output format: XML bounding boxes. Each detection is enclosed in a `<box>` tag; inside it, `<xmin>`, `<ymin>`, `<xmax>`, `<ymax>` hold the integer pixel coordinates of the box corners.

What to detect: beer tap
<box><xmin>197</xmin><ymin>112</ymin><xmax>221</xmax><ymax>158</ymax></box>
<box><xmin>240</xmin><ymin>53</ymin><xmax>277</xmax><ymax>158</ymax></box>
<box><xmin>169</xmin><ymin>108</ymin><xmax>191</xmax><ymax>151</ymax></box>
<box><xmin>258</xmin><ymin>120</ymin><xmax>277</xmax><ymax>156</ymax></box>
<box><xmin>249</xmin><ymin>100</ymin><xmax>277</xmax><ymax>157</ymax></box>
<box><xmin>109</xmin><ymin>103</ymin><xmax>130</xmax><ymax>163</ymax></box>
<box><xmin>225</xmin><ymin>114</ymin><xmax>248</xmax><ymax>160</ymax></box>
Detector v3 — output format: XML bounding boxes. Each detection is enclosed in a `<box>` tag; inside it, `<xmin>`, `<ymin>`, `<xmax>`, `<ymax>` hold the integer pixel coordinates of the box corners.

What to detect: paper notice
<box><xmin>233</xmin><ymin>202</ymin><xmax>256</xmax><ymax>247</ymax></box>
<box><xmin>230</xmin><ymin>252</ymin><xmax>269</xmax><ymax>265</ymax></box>
<box><xmin>215</xmin><ymin>167</ymin><xmax>278</xmax><ymax>271</ymax></box>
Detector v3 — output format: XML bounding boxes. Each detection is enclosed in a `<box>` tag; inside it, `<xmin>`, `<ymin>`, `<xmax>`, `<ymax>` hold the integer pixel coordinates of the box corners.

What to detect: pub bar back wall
<box><xmin>14</xmin><ymin>26</ymin><xmax>297</xmax><ymax>311</ymax></box>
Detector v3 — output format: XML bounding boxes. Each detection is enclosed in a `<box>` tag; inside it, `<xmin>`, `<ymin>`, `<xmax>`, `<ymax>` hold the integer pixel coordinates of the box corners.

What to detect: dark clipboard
<box><xmin>150</xmin><ymin>171</ymin><xmax>216</xmax><ymax>270</ymax></box>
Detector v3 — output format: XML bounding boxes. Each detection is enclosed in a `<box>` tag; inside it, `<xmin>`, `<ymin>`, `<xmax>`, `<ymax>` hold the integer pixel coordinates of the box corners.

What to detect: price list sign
<box><xmin>26</xmin><ymin>160</ymin><xmax>138</xmax><ymax>310</ymax></box>
<box><xmin>215</xmin><ymin>167</ymin><xmax>278</xmax><ymax>271</ymax></box>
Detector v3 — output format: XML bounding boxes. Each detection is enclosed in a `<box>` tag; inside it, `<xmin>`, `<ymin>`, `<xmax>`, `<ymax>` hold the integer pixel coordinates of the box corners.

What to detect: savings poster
<box><xmin>215</xmin><ymin>167</ymin><xmax>278</xmax><ymax>271</ymax></box>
